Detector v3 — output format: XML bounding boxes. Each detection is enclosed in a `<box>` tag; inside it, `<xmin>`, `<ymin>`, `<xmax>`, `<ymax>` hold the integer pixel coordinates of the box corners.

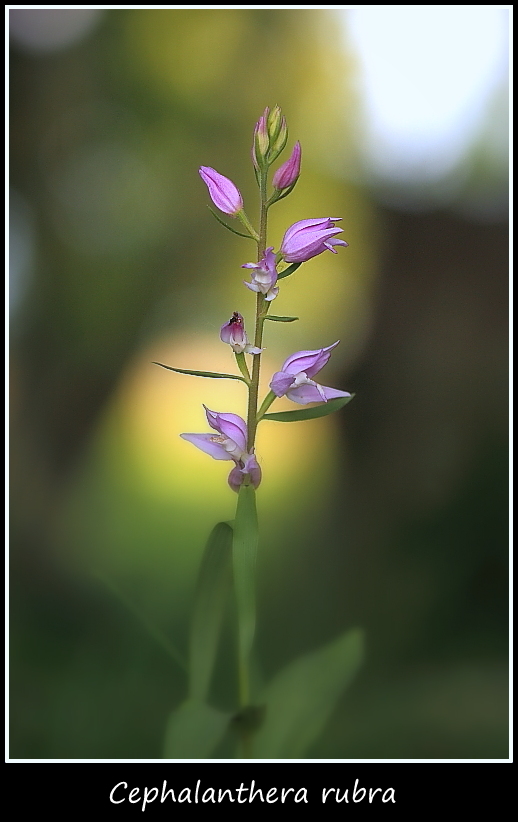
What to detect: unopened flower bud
<box><xmin>272</xmin><ymin>141</ymin><xmax>301</xmax><ymax>191</ymax></box>
<box><xmin>269</xmin><ymin>116</ymin><xmax>288</xmax><ymax>159</ymax></box>
<box><xmin>199</xmin><ymin>166</ymin><xmax>243</xmax><ymax>216</ymax></box>
<box><xmin>253</xmin><ymin>108</ymin><xmax>270</xmax><ymax>170</ymax></box>
<box><xmin>267</xmin><ymin>109</ymin><xmax>288</xmax><ymax>161</ymax></box>
<box><xmin>267</xmin><ymin>105</ymin><xmax>284</xmax><ymax>142</ymax></box>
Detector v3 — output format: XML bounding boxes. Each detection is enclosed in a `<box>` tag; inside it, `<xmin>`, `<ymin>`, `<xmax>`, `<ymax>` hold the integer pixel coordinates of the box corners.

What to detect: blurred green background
<box><xmin>9</xmin><ymin>8</ymin><xmax>508</xmax><ymax>759</ymax></box>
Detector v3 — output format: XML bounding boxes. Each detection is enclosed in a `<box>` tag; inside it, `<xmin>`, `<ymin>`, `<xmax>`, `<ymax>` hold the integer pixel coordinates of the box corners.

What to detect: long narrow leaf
<box><xmin>264</xmin><ymin>315</ymin><xmax>299</xmax><ymax>323</ymax></box>
<box><xmin>208</xmin><ymin>206</ymin><xmax>255</xmax><ymax>239</ymax></box>
<box><xmin>277</xmin><ymin>262</ymin><xmax>302</xmax><ymax>280</ymax></box>
<box><xmin>189</xmin><ymin>522</ymin><xmax>233</xmax><ymax>701</ymax></box>
<box><xmin>263</xmin><ymin>394</ymin><xmax>355</xmax><ymax>422</ymax></box>
<box><xmin>95</xmin><ymin>572</ymin><xmax>186</xmax><ymax>671</ymax></box>
<box><xmin>252</xmin><ymin>628</ymin><xmax>364</xmax><ymax>758</ymax></box>
<box><xmin>232</xmin><ymin>485</ymin><xmax>259</xmax><ymax>669</ymax></box>
<box><xmin>153</xmin><ymin>362</ymin><xmax>247</xmax><ymax>383</ymax></box>
<box><xmin>164</xmin><ymin>699</ymin><xmax>230</xmax><ymax>759</ymax></box>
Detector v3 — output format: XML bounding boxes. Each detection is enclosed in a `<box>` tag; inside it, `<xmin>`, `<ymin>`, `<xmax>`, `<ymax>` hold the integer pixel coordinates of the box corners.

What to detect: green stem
<box><xmin>246</xmin><ymin>173</ymin><xmax>269</xmax><ymax>453</ymax></box>
<box><xmin>234</xmin><ymin>172</ymin><xmax>271</xmax><ymax>760</ymax></box>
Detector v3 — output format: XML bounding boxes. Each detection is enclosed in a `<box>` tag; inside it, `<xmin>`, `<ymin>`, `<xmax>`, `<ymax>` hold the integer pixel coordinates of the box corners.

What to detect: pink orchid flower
<box><xmin>270</xmin><ymin>342</ymin><xmax>351</xmax><ymax>405</ymax></box>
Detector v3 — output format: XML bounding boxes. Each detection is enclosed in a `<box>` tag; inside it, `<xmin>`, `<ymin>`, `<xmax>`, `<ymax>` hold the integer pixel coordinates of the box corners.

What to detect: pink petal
<box><xmin>204</xmin><ymin>407</ymin><xmax>248</xmax><ymax>452</ymax></box>
<box><xmin>180</xmin><ymin>433</ymin><xmax>233</xmax><ymax>460</ymax></box>
<box><xmin>270</xmin><ymin>371</ymin><xmax>296</xmax><ymax>397</ymax></box>
<box><xmin>281</xmin><ymin>341</ymin><xmax>340</xmax><ymax>377</ymax></box>
<box><xmin>285</xmin><ymin>384</ymin><xmax>325</xmax><ymax>404</ymax></box>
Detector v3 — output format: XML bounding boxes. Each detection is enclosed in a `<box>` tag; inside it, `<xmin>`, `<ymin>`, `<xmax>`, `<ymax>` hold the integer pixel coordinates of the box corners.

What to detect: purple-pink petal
<box><xmin>242</xmin><ymin>454</ymin><xmax>262</xmax><ymax>488</ymax></box>
<box><xmin>180</xmin><ymin>433</ymin><xmax>234</xmax><ymax>460</ymax></box>
<box><xmin>204</xmin><ymin>407</ymin><xmax>248</xmax><ymax>453</ymax></box>
<box><xmin>319</xmin><ymin>386</ymin><xmax>351</xmax><ymax>401</ymax></box>
<box><xmin>281</xmin><ymin>342</ymin><xmax>340</xmax><ymax>377</ymax></box>
<box><xmin>324</xmin><ymin>237</ymin><xmax>349</xmax><ymax>253</ymax></box>
<box><xmin>282</xmin><ymin>217</ymin><xmax>339</xmax><ymax>243</ymax></box>
<box><xmin>285</xmin><ymin>384</ymin><xmax>325</xmax><ymax>405</ymax></box>
<box><xmin>228</xmin><ymin>464</ymin><xmax>245</xmax><ymax>492</ymax></box>
<box><xmin>285</xmin><ymin>384</ymin><xmax>351</xmax><ymax>405</ymax></box>
<box><xmin>270</xmin><ymin>371</ymin><xmax>296</xmax><ymax>397</ymax></box>
<box><xmin>280</xmin><ymin>218</ymin><xmax>347</xmax><ymax>264</ymax></box>
<box><xmin>227</xmin><ymin>454</ymin><xmax>262</xmax><ymax>492</ymax></box>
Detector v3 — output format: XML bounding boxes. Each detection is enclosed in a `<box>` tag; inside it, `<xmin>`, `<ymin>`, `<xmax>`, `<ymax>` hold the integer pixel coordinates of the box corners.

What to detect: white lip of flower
<box><xmin>229</xmin><ymin>334</ymin><xmax>262</xmax><ymax>355</ymax></box>
<box><xmin>209</xmin><ymin>435</ymin><xmax>245</xmax><ymax>460</ymax></box>
<box><xmin>291</xmin><ymin>371</ymin><xmax>327</xmax><ymax>401</ymax></box>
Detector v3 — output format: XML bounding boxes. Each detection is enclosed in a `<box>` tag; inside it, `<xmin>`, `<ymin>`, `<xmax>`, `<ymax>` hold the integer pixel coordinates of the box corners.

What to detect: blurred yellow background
<box><xmin>9</xmin><ymin>8</ymin><xmax>508</xmax><ymax>759</ymax></box>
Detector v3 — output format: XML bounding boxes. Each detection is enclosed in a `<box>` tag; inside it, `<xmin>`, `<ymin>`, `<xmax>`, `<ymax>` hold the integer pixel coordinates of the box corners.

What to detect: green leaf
<box><xmin>153</xmin><ymin>362</ymin><xmax>247</xmax><ymax>384</ymax></box>
<box><xmin>189</xmin><ymin>522</ymin><xmax>233</xmax><ymax>702</ymax></box>
<box><xmin>264</xmin><ymin>315</ymin><xmax>299</xmax><ymax>323</ymax></box>
<box><xmin>277</xmin><ymin>262</ymin><xmax>302</xmax><ymax>280</ymax></box>
<box><xmin>263</xmin><ymin>394</ymin><xmax>355</xmax><ymax>422</ymax></box>
<box><xmin>252</xmin><ymin>628</ymin><xmax>364</xmax><ymax>758</ymax></box>
<box><xmin>233</xmin><ymin>485</ymin><xmax>259</xmax><ymax>672</ymax></box>
<box><xmin>164</xmin><ymin>699</ymin><xmax>230</xmax><ymax>759</ymax></box>
<box><xmin>94</xmin><ymin>572</ymin><xmax>186</xmax><ymax>672</ymax></box>
<box><xmin>208</xmin><ymin>206</ymin><xmax>255</xmax><ymax>239</ymax></box>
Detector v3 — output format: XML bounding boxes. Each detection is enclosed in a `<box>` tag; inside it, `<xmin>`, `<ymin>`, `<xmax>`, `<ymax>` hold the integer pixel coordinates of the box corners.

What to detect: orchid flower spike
<box><xmin>280</xmin><ymin>218</ymin><xmax>348</xmax><ymax>263</ymax></box>
<box><xmin>269</xmin><ymin>342</ymin><xmax>351</xmax><ymax>405</ymax></box>
<box><xmin>180</xmin><ymin>407</ymin><xmax>261</xmax><ymax>491</ymax></box>
<box><xmin>199</xmin><ymin>166</ymin><xmax>243</xmax><ymax>216</ymax></box>
<box><xmin>242</xmin><ymin>247</ymin><xmax>279</xmax><ymax>301</ymax></box>
<box><xmin>220</xmin><ymin>312</ymin><xmax>262</xmax><ymax>354</ymax></box>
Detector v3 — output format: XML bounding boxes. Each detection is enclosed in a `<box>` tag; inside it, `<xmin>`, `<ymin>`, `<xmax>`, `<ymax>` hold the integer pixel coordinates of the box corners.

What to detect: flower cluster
<box><xmin>172</xmin><ymin>107</ymin><xmax>351</xmax><ymax>491</ymax></box>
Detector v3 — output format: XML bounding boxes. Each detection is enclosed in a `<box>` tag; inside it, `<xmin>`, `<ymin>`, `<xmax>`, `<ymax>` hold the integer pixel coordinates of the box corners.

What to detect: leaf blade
<box><xmin>153</xmin><ymin>362</ymin><xmax>247</xmax><ymax>383</ymax></box>
<box><xmin>263</xmin><ymin>315</ymin><xmax>299</xmax><ymax>323</ymax></box>
<box><xmin>262</xmin><ymin>394</ymin><xmax>355</xmax><ymax>422</ymax></box>
<box><xmin>189</xmin><ymin>522</ymin><xmax>233</xmax><ymax>702</ymax></box>
<box><xmin>164</xmin><ymin>699</ymin><xmax>230</xmax><ymax>759</ymax></box>
<box><xmin>208</xmin><ymin>206</ymin><xmax>255</xmax><ymax>239</ymax></box>
<box><xmin>277</xmin><ymin>262</ymin><xmax>302</xmax><ymax>280</ymax></box>
<box><xmin>252</xmin><ymin>628</ymin><xmax>364</xmax><ymax>758</ymax></box>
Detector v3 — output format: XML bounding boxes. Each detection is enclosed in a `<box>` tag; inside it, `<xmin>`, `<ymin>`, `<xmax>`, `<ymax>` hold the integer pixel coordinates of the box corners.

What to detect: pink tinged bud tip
<box><xmin>199</xmin><ymin>166</ymin><xmax>243</xmax><ymax>216</ymax></box>
<box><xmin>242</xmin><ymin>247</ymin><xmax>279</xmax><ymax>302</ymax></box>
<box><xmin>180</xmin><ymin>407</ymin><xmax>261</xmax><ymax>491</ymax></box>
<box><xmin>269</xmin><ymin>341</ymin><xmax>351</xmax><ymax>405</ymax></box>
<box><xmin>220</xmin><ymin>312</ymin><xmax>262</xmax><ymax>354</ymax></box>
<box><xmin>272</xmin><ymin>141</ymin><xmax>301</xmax><ymax>191</ymax></box>
<box><xmin>280</xmin><ymin>218</ymin><xmax>348</xmax><ymax>263</ymax></box>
